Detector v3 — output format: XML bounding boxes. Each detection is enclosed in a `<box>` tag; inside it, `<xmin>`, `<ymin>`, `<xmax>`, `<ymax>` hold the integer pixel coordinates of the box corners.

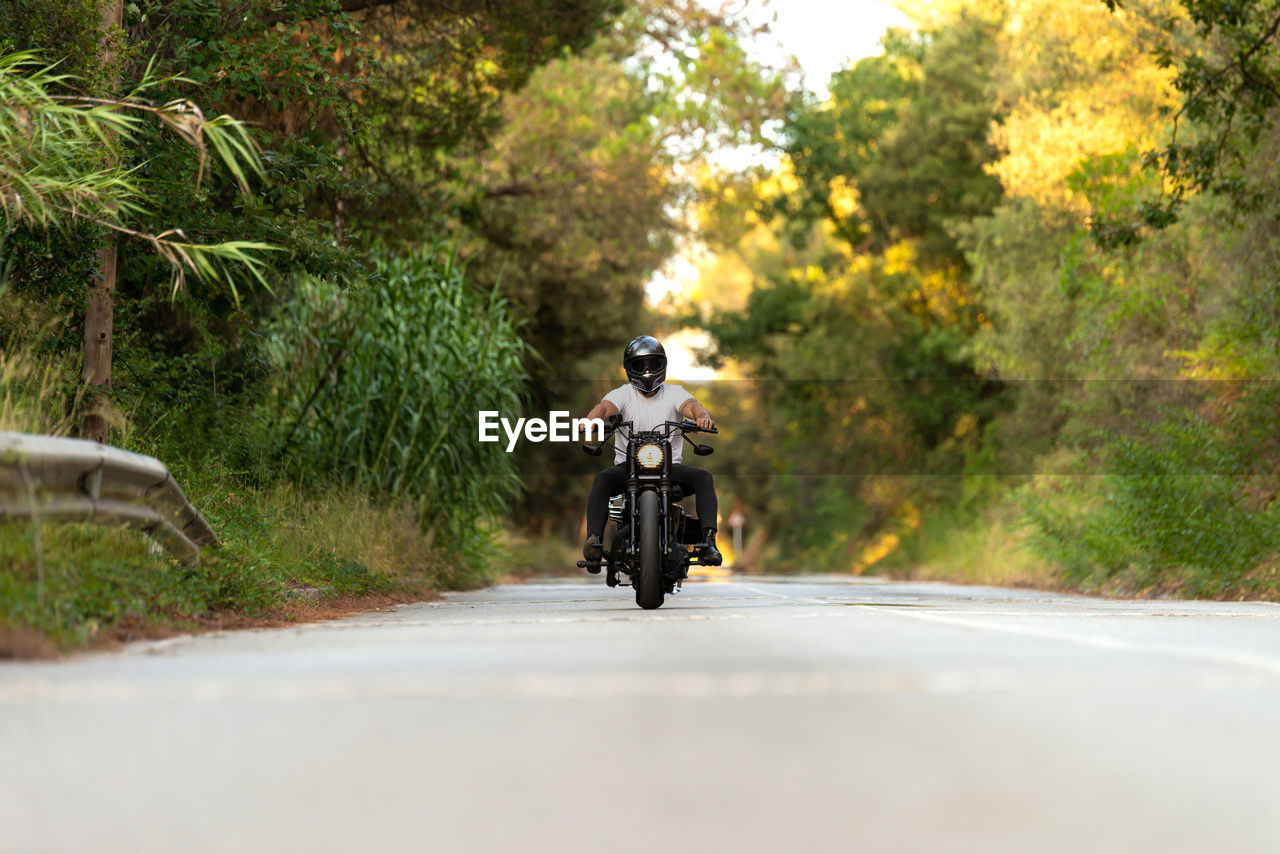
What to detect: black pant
<box><xmin>586</xmin><ymin>463</ymin><xmax>718</xmax><ymax>538</ymax></box>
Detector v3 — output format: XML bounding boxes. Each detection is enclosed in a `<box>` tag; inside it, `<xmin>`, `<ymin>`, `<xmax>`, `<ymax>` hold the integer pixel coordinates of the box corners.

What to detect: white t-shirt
<box><xmin>602</xmin><ymin>383</ymin><xmax>694</xmax><ymax>465</ymax></box>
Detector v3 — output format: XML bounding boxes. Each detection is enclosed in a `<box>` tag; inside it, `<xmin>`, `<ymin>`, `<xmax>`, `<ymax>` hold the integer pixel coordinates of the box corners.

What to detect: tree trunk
<box><xmin>81</xmin><ymin>245</ymin><xmax>116</xmax><ymax>443</ymax></box>
<box><xmin>80</xmin><ymin>0</ymin><xmax>123</xmax><ymax>444</ymax></box>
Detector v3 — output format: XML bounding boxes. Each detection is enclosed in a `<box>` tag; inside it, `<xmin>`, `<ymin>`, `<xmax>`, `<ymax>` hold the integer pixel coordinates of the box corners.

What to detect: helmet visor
<box><xmin>629</xmin><ymin>355</ymin><xmax>665</xmax><ymax>375</ymax></box>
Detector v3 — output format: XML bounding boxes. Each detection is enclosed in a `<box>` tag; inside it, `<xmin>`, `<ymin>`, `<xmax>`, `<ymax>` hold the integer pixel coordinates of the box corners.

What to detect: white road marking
<box><xmin>876</xmin><ymin>607</ymin><xmax>1280</xmax><ymax>678</ymax></box>
<box><xmin>734</xmin><ymin>582</ymin><xmax>830</xmax><ymax>606</ymax></box>
<box><xmin>729</xmin><ymin>582</ymin><xmax>1280</xmax><ymax>619</ymax></box>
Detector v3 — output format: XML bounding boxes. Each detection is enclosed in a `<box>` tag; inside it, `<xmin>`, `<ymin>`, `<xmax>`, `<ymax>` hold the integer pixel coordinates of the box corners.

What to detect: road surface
<box><xmin>4</xmin><ymin>575</ymin><xmax>1280</xmax><ymax>853</ymax></box>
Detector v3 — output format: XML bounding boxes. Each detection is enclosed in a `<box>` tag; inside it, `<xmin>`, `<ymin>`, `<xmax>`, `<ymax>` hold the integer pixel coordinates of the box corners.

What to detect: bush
<box><xmin>1022</xmin><ymin>385</ymin><xmax>1280</xmax><ymax>597</ymax></box>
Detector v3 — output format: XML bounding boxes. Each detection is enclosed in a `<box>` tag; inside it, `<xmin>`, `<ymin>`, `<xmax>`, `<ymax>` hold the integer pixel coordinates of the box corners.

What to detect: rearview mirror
<box><xmin>583</xmin><ymin>443</ymin><xmax>604</xmax><ymax>456</ymax></box>
<box><xmin>692</xmin><ymin>443</ymin><xmax>713</xmax><ymax>456</ymax></box>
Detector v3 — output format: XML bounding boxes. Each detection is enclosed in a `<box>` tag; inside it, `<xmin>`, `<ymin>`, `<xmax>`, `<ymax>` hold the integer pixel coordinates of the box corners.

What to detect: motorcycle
<box><xmin>577</xmin><ymin>416</ymin><xmax>718</xmax><ymax>610</ymax></box>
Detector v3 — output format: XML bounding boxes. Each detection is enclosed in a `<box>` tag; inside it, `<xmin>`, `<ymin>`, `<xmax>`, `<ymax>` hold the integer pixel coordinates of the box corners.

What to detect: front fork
<box><xmin>621</xmin><ymin>483</ymin><xmax>676</xmax><ymax>582</ymax></box>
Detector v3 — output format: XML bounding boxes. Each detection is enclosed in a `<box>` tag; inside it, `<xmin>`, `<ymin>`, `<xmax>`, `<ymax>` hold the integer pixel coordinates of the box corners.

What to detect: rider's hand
<box><xmin>696</xmin><ymin>416</ymin><xmax>715</xmax><ymax>430</ymax></box>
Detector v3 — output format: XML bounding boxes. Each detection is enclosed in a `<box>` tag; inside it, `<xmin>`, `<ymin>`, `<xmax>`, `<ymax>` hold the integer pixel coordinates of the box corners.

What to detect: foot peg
<box><xmin>576</xmin><ymin>560</ymin><xmax>602</xmax><ymax>574</ymax></box>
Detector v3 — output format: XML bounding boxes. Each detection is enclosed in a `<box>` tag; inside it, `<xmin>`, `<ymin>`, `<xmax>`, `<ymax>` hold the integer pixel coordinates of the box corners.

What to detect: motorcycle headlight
<box><xmin>636</xmin><ymin>443</ymin><xmax>663</xmax><ymax>470</ymax></box>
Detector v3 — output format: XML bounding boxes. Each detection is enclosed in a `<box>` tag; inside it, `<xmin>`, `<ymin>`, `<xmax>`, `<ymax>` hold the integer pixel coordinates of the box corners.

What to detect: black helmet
<box><xmin>623</xmin><ymin>335</ymin><xmax>667</xmax><ymax>394</ymax></box>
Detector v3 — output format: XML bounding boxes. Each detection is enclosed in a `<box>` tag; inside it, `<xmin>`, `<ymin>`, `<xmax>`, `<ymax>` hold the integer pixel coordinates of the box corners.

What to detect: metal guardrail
<box><xmin>0</xmin><ymin>432</ymin><xmax>218</xmax><ymax>563</ymax></box>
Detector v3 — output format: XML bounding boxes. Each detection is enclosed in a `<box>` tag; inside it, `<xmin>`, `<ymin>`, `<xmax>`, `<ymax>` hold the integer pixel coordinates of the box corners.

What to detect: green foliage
<box><xmin>443</xmin><ymin>0</ymin><xmax>791</xmax><ymax>378</ymax></box>
<box><xmin>455</xmin><ymin>55</ymin><xmax>667</xmax><ymax>368</ymax></box>
<box><xmin>0</xmin><ymin>51</ymin><xmax>275</xmax><ymax>295</ymax></box>
<box><xmin>694</xmin><ymin>0</ymin><xmax>1280</xmax><ymax>600</ymax></box>
<box><xmin>353</xmin><ymin>0</ymin><xmax>624</xmax><ymax>236</ymax></box>
<box><xmin>127</xmin><ymin>0</ymin><xmax>365</xmax><ymax>252</ymax></box>
<box><xmin>56</xmin><ymin>0</ymin><xmax>371</xmax><ymax>414</ymax></box>
<box><xmin>1023</xmin><ymin>386</ymin><xmax>1280</xmax><ymax>597</ymax></box>
<box><xmin>0</xmin><ymin>223</ymin><xmax>99</xmax><ymax>358</ymax></box>
<box><xmin>1</xmin><ymin>0</ymin><xmax>627</xmax><ymax>653</ymax></box>
<box><xmin>904</xmin><ymin>0</ymin><xmax>1280</xmax><ymax>597</ymax></box>
<box><xmin>1067</xmin><ymin>148</ymin><xmax>1169</xmax><ymax>248</ymax></box>
<box><xmin>269</xmin><ymin>250</ymin><xmax>528</xmax><ymax>563</ymax></box>
<box><xmin>0</xmin><ymin>521</ymin><xmax>230</xmax><ymax>649</ymax></box>
<box><xmin>0</xmin><ymin>488</ymin><xmax>441</xmax><ymax>651</ymax></box>
<box><xmin>0</xmin><ymin>329</ymin><xmax>80</xmax><ymax>434</ymax></box>
<box><xmin>698</xmin><ymin>12</ymin><xmax>1011</xmax><ymax>567</ymax></box>
<box><xmin>0</xmin><ymin>0</ymin><xmax>126</xmax><ymax>91</ymax></box>
<box><xmin>785</xmin><ymin>15</ymin><xmax>1004</xmax><ymax>266</ymax></box>
<box><xmin>1103</xmin><ymin>0</ymin><xmax>1280</xmax><ymax>231</ymax></box>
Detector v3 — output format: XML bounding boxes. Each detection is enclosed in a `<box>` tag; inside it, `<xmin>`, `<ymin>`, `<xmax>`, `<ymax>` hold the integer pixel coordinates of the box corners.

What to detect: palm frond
<box><xmin>0</xmin><ymin>49</ymin><xmax>275</xmax><ymax>296</ymax></box>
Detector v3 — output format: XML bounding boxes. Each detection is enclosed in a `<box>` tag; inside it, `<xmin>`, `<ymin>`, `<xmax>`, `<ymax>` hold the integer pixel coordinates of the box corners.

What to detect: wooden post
<box><xmin>80</xmin><ymin>0</ymin><xmax>123</xmax><ymax>444</ymax></box>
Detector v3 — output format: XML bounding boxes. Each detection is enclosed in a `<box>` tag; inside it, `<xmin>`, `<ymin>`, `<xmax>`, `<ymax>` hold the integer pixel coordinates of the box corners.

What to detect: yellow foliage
<box><xmin>853</xmin><ymin>531</ymin><xmax>900</xmax><ymax>574</ymax></box>
<box><xmin>882</xmin><ymin>240</ymin><xmax>975</xmax><ymax>323</ymax></box>
<box><xmin>851</xmin><ymin>499</ymin><xmax>921</xmax><ymax>574</ymax></box>
<box><xmin>881</xmin><ymin>240</ymin><xmax>912</xmax><ymax>275</ymax></box>
<box><xmin>685</xmin><ymin>221</ymin><xmax>778</xmax><ymax>310</ymax></box>
<box><xmin>1171</xmin><ymin>341</ymin><xmax>1271</xmax><ymax>382</ymax></box>
<box><xmin>827</xmin><ymin>174</ymin><xmax>860</xmax><ymax>223</ymax></box>
<box><xmin>756</xmin><ymin>156</ymin><xmax>801</xmax><ymax>199</ymax></box>
<box><xmin>995</xmin><ymin>97</ymin><xmax>1141</xmax><ymax>210</ymax></box>
<box><xmin>893</xmin><ymin>0</ymin><xmax>1003</xmax><ymax>29</ymax></box>
<box><xmin>952</xmin><ymin>411</ymin><xmax>979</xmax><ymax>441</ymax></box>
<box><xmin>987</xmin><ymin>0</ymin><xmax>1180</xmax><ymax>209</ymax></box>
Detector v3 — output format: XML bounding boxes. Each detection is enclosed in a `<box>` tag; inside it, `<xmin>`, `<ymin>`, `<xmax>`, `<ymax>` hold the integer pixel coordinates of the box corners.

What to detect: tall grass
<box><xmin>0</xmin><ymin>346</ymin><xmax>69</xmax><ymax>434</ymax></box>
<box><xmin>0</xmin><ymin>272</ymin><xmax>505</xmax><ymax>654</ymax></box>
<box><xmin>269</xmin><ymin>248</ymin><xmax>528</xmax><ymax>566</ymax></box>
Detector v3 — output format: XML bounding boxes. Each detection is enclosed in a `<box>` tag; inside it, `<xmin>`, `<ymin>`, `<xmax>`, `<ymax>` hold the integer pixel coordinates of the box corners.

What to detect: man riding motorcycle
<box><xmin>581</xmin><ymin>335</ymin><xmax>722</xmax><ymax>571</ymax></box>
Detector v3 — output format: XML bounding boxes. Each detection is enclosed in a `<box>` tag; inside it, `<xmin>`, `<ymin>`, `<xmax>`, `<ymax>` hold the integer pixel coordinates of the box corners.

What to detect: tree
<box><xmin>347</xmin><ymin>0</ymin><xmax>626</xmax><ymax>240</ymax></box>
<box><xmin>0</xmin><ymin>51</ymin><xmax>272</xmax><ymax>322</ymax></box>
<box><xmin>436</xmin><ymin>0</ymin><xmax>792</xmax><ymax>531</ymax></box>
<box><xmin>1102</xmin><ymin>0</ymin><xmax>1280</xmax><ymax>233</ymax></box>
<box><xmin>783</xmin><ymin>15</ymin><xmax>1004</xmax><ymax>268</ymax></box>
<box><xmin>2</xmin><ymin>0</ymin><xmax>357</xmax><ymax>441</ymax></box>
<box><xmin>454</xmin><ymin>0</ymin><xmax>791</xmax><ymax>374</ymax></box>
<box><xmin>0</xmin><ymin>50</ymin><xmax>274</xmax><ymax>440</ymax></box>
<box><xmin>84</xmin><ymin>0</ymin><xmax>122</xmax><ymax>443</ymax></box>
<box><xmin>692</xmin><ymin>9</ymin><xmax>1012</xmax><ymax>568</ymax></box>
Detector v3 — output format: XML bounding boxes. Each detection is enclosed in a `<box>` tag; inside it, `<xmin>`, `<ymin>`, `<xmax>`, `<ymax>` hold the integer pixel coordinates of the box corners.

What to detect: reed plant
<box><xmin>269</xmin><ymin>248</ymin><xmax>528</xmax><ymax>567</ymax></box>
<box><xmin>0</xmin><ymin>50</ymin><xmax>273</xmax><ymax>296</ymax></box>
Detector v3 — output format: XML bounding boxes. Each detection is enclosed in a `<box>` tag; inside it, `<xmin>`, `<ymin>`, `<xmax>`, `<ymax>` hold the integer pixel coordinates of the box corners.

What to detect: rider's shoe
<box><xmin>583</xmin><ymin>534</ymin><xmax>603</xmax><ymax>573</ymax></box>
<box><xmin>701</xmin><ymin>528</ymin><xmax>722</xmax><ymax>567</ymax></box>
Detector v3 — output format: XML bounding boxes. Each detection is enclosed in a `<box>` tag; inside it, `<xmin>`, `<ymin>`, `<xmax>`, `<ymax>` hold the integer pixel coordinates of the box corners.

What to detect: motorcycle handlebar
<box><xmin>670</xmin><ymin>419</ymin><xmax>717</xmax><ymax>435</ymax></box>
<box><xmin>582</xmin><ymin>419</ymin><xmax>716</xmax><ymax>454</ymax></box>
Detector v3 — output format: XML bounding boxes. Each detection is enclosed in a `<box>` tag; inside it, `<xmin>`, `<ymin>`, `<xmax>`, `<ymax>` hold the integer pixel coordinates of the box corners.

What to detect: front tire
<box><xmin>635</xmin><ymin>490</ymin><xmax>665</xmax><ymax>610</ymax></box>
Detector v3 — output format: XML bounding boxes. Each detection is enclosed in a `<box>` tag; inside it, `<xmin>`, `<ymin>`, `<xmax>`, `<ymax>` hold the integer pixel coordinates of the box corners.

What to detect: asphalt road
<box><xmin>4</xmin><ymin>575</ymin><xmax>1280</xmax><ymax>853</ymax></box>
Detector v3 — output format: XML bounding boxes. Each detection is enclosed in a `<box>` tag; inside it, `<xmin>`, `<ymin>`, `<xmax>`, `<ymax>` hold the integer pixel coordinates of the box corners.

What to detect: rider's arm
<box><xmin>586</xmin><ymin>399</ymin><xmax>619</xmax><ymax>422</ymax></box>
<box><xmin>679</xmin><ymin>397</ymin><xmax>716</xmax><ymax>431</ymax></box>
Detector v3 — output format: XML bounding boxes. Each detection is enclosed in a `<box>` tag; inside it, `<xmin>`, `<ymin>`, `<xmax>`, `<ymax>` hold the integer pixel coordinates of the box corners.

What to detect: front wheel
<box><xmin>635</xmin><ymin>490</ymin><xmax>665</xmax><ymax>610</ymax></box>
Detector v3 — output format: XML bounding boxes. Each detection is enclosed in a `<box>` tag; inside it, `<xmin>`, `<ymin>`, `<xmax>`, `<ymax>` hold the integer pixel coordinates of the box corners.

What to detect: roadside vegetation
<box><xmin>7</xmin><ymin>0</ymin><xmax>1280</xmax><ymax>656</ymax></box>
<box><xmin>690</xmin><ymin>0</ymin><xmax>1280</xmax><ymax>600</ymax></box>
<box><xmin>0</xmin><ymin>0</ymin><xmax>787</xmax><ymax>653</ymax></box>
